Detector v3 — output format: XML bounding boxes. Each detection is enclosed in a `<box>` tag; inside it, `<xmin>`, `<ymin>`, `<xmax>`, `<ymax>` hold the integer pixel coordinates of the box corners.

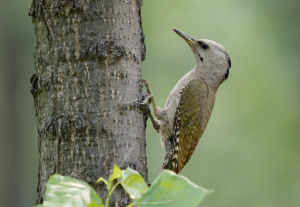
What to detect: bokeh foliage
<box><xmin>0</xmin><ymin>0</ymin><xmax>299</xmax><ymax>206</ymax></box>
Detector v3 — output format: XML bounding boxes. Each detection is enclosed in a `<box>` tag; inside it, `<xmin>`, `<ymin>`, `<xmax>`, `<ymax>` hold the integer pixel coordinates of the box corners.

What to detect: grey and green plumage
<box><xmin>163</xmin><ymin>78</ymin><xmax>213</xmax><ymax>173</ymax></box>
<box><xmin>141</xmin><ymin>29</ymin><xmax>231</xmax><ymax>173</ymax></box>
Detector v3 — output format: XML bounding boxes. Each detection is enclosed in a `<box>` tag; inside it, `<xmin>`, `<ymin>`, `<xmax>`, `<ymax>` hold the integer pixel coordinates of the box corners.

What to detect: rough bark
<box><xmin>29</xmin><ymin>0</ymin><xmax>147</xmax><ymax>206</ymax></box>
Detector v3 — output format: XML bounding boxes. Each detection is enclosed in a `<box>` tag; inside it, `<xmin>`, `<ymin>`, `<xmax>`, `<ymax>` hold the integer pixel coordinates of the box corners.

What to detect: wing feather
<box><xmin>164</xmin><ymin>78</ymin><xmax>209</xmax><ymax>173</ymax></box>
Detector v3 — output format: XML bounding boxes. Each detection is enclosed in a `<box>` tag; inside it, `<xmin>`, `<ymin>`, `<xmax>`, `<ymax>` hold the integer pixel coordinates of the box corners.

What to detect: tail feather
<box><xmin>161</xmin><ymin>137</ymin><xmax>179</xmax><ymax>173</ymax></box>
<box><xmin>162</xmin><ymin>156</ymin><xmax>178</xmax><ymax>173</ymax></box>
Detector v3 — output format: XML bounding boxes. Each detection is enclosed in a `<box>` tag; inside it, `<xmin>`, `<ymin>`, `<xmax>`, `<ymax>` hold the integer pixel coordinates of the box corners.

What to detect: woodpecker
<box><xmin>140</xmin><ymin>29</ymin><xmax>231</xmax><ymax>173</ymax></box>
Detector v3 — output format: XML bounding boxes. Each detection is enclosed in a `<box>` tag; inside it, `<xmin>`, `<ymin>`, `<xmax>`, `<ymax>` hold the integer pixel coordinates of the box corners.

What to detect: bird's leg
<box><xmin>138</xmin><ymin>79</ymin><xmax>168</xmax><ymax>132</ymax></box>
<box><xmin>138</xmin><ymin>96</ymin><xmax>160</xmax><ymax>132</ymax></box>
<box><xmin>139</xmin><ymin>79</ymin><xmax>168</xmax><ymax>123</ymax></box>
<box><xmin>146</xmin><ymin>109</ymin><xmax>160</xmax><ymax>132</ymax></box>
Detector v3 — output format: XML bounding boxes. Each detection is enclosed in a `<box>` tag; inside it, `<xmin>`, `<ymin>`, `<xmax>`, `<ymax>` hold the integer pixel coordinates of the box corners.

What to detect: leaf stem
<box><xmin>105</xmin><ymin>182</ymin><xmax>120</xmax><ymax>207</ymax></box>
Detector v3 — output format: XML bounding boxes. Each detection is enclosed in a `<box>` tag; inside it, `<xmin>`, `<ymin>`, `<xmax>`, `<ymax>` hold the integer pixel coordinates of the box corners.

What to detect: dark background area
<box><xmin>0</xmin><ymin>0</ymin><xmax>299</xmax><ymax>206</ymax></box>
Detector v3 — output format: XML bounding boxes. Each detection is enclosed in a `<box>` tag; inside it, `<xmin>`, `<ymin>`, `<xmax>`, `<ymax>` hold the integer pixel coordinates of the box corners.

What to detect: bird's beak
<box><xmin>173</xmin><ymin>29</ymin><xmax>195</xmax><ymax>47</ymax></box>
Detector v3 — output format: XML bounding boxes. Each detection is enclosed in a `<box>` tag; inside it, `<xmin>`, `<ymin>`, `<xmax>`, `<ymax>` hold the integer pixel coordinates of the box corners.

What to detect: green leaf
<box><xmin>109</xmin><ymin>165</ymin><xmax>122</xmax><ymax>182</ymax></box>
<box><xmin>120</xmin><ymin>168</ymin><xmax>148</xmax><ymax>200</ymax></box>
<box><xmin>96</xmin><ymin>177</ymin><xmax>107</xmax><ymax>184</ymax></box>
<box><xmin>96</xmin><ymin>177</ymin><xmax>109</xmax><ymax>189</ymax></box>
<box><xmin>42</xmin><ymin>174</ymin><xmax>104</xmax><ymax>207</ymax></box>
<box><xmin>126</xmin><ymin>203</ymin><xmax>135</xmax><ymax>207</ymax></box>
<box><xmin>135</xmin><ymin>170</ymin><xmax>212</xmax><ymax>207</ymax></box>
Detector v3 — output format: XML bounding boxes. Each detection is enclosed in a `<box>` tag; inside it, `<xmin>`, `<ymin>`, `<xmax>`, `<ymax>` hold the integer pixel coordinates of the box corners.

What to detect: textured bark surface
<box><xmin>29</xmin><ymin>0</ymin><xmax>147</xmax><ymax>205</ymax></box>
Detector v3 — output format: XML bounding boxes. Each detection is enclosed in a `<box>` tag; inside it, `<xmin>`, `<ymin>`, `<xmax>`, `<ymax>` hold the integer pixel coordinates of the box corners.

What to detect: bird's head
<box><xmin>174</xmin><ymin>29</ymin><xmax>231</xmax><ymax>84</ymax></box>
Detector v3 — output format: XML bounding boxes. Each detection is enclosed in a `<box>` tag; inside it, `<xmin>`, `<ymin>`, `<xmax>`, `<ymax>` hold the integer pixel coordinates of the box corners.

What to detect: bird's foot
<box><xmin>137</xmin><ymin>100</ymin><xmax>151</xmax><ymax>115</ymax></box>
<box><xmin>138</xmin><ymin>79</ymin><xmax>153</xmax><ymax>98</ymax></box>
<box><xmin>138</xmin><ymin>79</ymin><xmax>154</xmax><ymax>109</ymax></box>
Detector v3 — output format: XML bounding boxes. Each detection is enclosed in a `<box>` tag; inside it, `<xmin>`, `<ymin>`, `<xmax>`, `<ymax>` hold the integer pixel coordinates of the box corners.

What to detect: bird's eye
<box><xmin>198</xmin><ymin>41</ymin><xmax>209</xmax><ymax>49</ymax></box>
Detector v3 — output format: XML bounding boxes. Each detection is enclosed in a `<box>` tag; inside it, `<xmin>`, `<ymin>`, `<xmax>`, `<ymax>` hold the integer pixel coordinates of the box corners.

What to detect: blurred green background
<box><xmin>1</xmin><ymin>0</ymin><xmax>299</xmax><ymax>206</ymax></box>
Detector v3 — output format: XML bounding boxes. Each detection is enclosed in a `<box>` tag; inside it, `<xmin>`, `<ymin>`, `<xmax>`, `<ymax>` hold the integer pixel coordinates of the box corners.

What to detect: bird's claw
<box><xmin>137</xmin><ymin>101</ymin><xmax>151</xmax><ymax>115</ymax></box>
<box><xmin>138</xmin><ymin>79</ymin><xmax>152</xmax><ymax>95</ymax></box>
<box><xmin>138</xmin><ymin>79</ymin><xmax>154</xmax><ymax>114</ymax></box>
<box><xmin>144</xmin><ymin>94</ymin><xmax>154</xmax><ymax>104</ymax></box>
<box><xmin>138</xmin><ymin>79</ymin><xmax>148</xmax><ymax>85</ymax></box>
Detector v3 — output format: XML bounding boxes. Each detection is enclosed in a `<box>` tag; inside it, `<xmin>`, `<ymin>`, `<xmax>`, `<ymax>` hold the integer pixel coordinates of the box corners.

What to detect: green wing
<box><xmin>166</xmin><ymin>78</ymin><xmax>210</xmax><ymax>173</ymax></box>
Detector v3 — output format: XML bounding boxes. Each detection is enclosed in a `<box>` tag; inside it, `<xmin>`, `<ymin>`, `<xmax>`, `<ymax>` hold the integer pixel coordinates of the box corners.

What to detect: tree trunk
<box><xmin>29</xmin><ymin>0</ymin><xmax>147</xmax><ymax>206</ymax></box>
